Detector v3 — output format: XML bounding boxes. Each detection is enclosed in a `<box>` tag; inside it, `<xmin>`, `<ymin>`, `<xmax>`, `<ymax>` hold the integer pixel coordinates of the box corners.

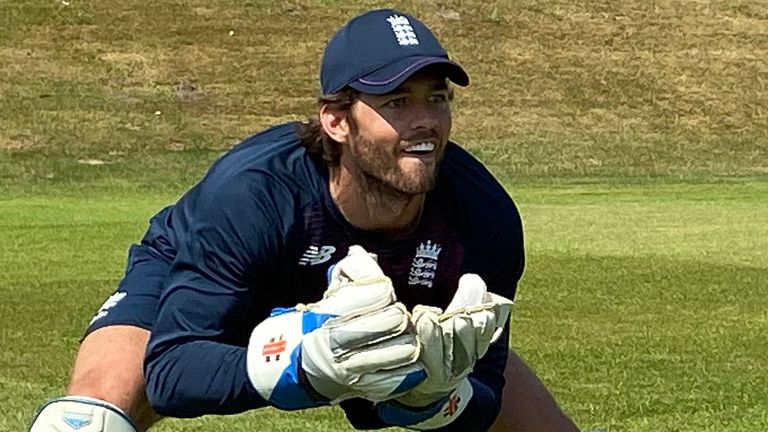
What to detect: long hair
<box><xmin>297</xmin><ymin>88</ymin><xmax>359</xmax><ymax>166</ymax></box>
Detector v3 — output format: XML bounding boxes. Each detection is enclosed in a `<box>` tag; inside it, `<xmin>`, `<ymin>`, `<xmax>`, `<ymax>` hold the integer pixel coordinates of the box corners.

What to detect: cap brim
<box><xmin>349</xmin><ymin>56</ymin><xmax>469</xmax><ymax>95</ymax></box>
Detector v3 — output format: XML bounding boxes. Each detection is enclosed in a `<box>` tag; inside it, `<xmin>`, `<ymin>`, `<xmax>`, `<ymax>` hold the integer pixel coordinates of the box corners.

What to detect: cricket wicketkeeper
<box><xmin>30</xmin><ymin>8</ymin><xmax>578</xmax><ymax>432</ymax></box>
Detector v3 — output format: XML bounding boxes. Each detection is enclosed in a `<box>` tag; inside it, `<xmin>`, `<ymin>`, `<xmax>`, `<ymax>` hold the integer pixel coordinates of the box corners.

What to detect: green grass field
<box><xmin>1</xmin><ymin>1</ymin><xmax>767</xmax><ymax>431</ymax></box>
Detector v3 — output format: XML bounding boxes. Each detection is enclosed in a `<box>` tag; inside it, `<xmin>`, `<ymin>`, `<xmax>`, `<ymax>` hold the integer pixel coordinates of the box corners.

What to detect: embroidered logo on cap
<box><xmin>387</xmin><ymin>14</ymin><xmax>419</xmax><ymax>46</ymax></box>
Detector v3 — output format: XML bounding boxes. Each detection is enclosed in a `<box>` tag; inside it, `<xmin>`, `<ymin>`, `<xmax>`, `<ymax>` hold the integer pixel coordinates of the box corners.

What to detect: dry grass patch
<box><xmin>1</xmin><ymin>0</ymin><xmax>766</xmax><ymax>177</ymax></box>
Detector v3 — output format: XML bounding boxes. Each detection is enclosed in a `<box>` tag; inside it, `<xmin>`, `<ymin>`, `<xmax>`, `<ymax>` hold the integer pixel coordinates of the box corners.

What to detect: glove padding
<box><xmin>29</xmin><ymin>397</ymin><xmax>138</xmax><ymax>432</ymax></box>
<box><xmin>247</xmin><ymin>245</ymin><xmax>425</xmax><ymax>410</ymax></box>
<box><xmin>378</xmin><ymin>274</ymin><xmax>513</xmax><ymax>429</ymax></box>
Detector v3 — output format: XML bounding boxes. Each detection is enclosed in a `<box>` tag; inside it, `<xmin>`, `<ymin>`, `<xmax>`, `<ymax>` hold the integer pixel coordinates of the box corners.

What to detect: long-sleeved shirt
<box><xmin>143</xmin><ymin>122</ymin><xmax>525</xmax><ymax>431</ymax></box>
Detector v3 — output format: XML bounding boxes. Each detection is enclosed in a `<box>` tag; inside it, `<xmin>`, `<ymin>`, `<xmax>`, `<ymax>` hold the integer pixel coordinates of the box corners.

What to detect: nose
<box><xmin>408</xmin><ymin>101</ymin><xmax>441</xmax><ymax>131</ymax></box>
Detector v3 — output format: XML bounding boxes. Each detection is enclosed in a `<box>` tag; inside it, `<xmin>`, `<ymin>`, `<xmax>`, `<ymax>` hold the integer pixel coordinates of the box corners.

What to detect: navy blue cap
<box><xmin>320</xmin><ymin>9</ymin><xmax>470</xmax><ymax>95</ymax></box>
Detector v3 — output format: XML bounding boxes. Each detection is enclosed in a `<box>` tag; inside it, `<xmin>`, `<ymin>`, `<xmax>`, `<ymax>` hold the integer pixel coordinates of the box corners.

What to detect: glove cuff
<box><xmin>377</xmin><ymin>378</ymin><xmax>473</xmax><ymax>430</ymax></box>
<box><xmin>246</xmin><ymin>308</ymin><xmax>331</xmax><ymax>410</ymax></box>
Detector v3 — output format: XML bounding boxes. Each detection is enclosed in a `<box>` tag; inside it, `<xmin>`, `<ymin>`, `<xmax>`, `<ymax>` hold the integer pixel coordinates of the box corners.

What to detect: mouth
<box><xmin>401</xmin><ymin>140</ymin><xmax>437</xmax><ymax>157</ymax></box>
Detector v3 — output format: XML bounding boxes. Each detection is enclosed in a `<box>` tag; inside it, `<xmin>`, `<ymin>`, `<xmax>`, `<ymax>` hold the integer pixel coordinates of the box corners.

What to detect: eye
<box><xmin>383</xmin><ymin>97</ymin><xmax>408</xmax><ymax>108</ymax></box>
<box><xmin>428</xmin><ymin>92</ymin><xmax>450</xmax><ymax>104</ymax></box>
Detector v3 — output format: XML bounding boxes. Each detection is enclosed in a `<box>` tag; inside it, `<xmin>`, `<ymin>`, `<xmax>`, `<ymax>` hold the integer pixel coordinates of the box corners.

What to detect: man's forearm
<box><xmin>144</xmin><ymin>340</ymin><xmax>265</xmax><ymax>417</ymax></box>
<box><xmin>489</xmin><ymin>350</ymin><xmax>579</xmax><ymax>432</ymax></box>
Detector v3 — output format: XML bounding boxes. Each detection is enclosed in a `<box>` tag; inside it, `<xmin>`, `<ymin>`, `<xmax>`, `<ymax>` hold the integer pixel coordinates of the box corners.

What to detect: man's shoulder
<box><xmin>437</xmin><ymin>143</ymin><xmax>524</xmax><ymax>294</ymax></box>
<box><xmin>435</xmin><ymin>141</ymin><xmax>522</xmax><ymax>249</ymax></box>
<box><xmin>166</xmin><ymin>122</ymin><xmax>326</xmax><ymax>230</ymax></box>
<box><xmin>205</xmin><ymin>122</ymin><xmax>325</xmax><ymax>193</ymax></box>
<box><xmin>438</xmin><ymin>142</ymin><xmax>516</xmax><ymax>209</ymax></box>
<box><xmin>440</xmin><ymin>142</ymin><xmax>497</xmax><ymax>182</ymax></box>
<box><xmin>232</xmin><ymin>122</ymin><xmax>302</xmax><ymax>150</ymax></box>
<box><xmin>217</xmin><ymin>122</ymin><xmax>307</xmax><ymax>172</ymax></box>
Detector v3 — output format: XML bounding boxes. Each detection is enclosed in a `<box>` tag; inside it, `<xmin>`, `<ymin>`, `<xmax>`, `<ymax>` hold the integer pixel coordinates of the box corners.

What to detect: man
<box><xmin>30</xmin><ymin>9</ymin><xmax>578</xmax><ymax>432</ymax></box>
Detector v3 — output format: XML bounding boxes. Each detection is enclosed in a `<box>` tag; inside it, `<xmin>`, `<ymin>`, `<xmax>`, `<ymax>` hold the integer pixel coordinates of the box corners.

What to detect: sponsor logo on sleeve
<box><xmin>88</xmin><ymin>292</ymin><xmax>127</xmax><ymax>325</ymax></box>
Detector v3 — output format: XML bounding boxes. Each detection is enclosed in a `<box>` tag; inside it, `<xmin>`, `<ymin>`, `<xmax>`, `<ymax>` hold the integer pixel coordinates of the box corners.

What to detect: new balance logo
<box><xmin>298</xmin><ymin>245</ymin><xmax>336</xmax><ymax>266</ymax></box>
<box><xmin>262</xmin><ymin>335</ymin><xmax>287</xmax><ymax>362</ymax></box>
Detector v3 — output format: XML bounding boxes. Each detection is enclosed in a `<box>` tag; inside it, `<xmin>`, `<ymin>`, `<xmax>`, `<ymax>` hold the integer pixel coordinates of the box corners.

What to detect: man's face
<box><xmin>341</xmin><ymin>72</ymin><xmax>452</xmax><ymax>195</ymax></box>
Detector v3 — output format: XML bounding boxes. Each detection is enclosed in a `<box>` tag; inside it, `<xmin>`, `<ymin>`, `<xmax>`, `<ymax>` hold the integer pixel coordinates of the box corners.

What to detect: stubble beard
<box><xmin>348</xmin><ymin>134</ymin><xmax>442</xmax><ymax>198</ymax></box>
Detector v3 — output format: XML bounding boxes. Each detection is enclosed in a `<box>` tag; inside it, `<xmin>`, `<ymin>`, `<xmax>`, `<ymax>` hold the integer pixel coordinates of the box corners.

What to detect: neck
<box><xmin>329</xmin><ymin>166</ymin><xmax>425</xmax><ymax>234</ymax></box>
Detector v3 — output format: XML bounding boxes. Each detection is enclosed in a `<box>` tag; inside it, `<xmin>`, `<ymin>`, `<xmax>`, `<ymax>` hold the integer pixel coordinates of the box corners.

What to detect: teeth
<box><xmin>404</xmin><ymin>142</ymin><xmax>435</xmax><ymax>153</ymax></box>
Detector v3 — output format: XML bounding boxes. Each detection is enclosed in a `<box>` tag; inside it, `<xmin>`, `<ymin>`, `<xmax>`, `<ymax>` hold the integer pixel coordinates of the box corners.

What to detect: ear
<box><xmin>320</xmin><ymin>105</ymin><xmax>351</xmax><ymax>144</ymax></box>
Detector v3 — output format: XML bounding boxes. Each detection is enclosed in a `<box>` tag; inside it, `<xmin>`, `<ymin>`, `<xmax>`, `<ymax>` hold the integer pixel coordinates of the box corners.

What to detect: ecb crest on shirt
<box><xmin>408</xmin><ymin>240</ymin><xmax>441</xmax><ymax>288</ymax></box>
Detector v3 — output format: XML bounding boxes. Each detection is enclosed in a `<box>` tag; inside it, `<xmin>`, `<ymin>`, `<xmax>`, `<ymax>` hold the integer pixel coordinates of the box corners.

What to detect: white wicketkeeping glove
<box><xmin>247</xmin><ymin>245</ymin><xmax>426</xmax><ymax>410</ymax></box>
<box><xmin>377</xmin><ymin>274</ymin><xmax>513</xmax><ymax>429</ymax></box>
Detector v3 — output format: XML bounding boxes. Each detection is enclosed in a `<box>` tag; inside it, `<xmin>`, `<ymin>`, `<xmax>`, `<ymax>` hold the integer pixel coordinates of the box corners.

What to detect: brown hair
<box><xmin>297</xmin><ymin>88</ymin><xmax>360</xmax><ymax>166</ymax></box>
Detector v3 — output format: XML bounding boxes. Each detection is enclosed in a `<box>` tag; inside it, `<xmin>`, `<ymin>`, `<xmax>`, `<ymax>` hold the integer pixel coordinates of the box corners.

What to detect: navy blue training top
<box><xmin>143</xmin><ymin>122</ymin><xmax>525</xmax><ymax>431</ymax></box>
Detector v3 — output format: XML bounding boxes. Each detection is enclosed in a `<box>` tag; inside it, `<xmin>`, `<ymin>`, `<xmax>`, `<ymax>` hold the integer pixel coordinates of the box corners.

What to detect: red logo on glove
<box><xmin>262</xmin><ymin>335</ymin><xmax>287</xmax><ymax>362</ymax></box>
<box><xmin>443</xmin><ymin>393</ymin><xmax>461</xmax><ymax>417</ymax></box>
